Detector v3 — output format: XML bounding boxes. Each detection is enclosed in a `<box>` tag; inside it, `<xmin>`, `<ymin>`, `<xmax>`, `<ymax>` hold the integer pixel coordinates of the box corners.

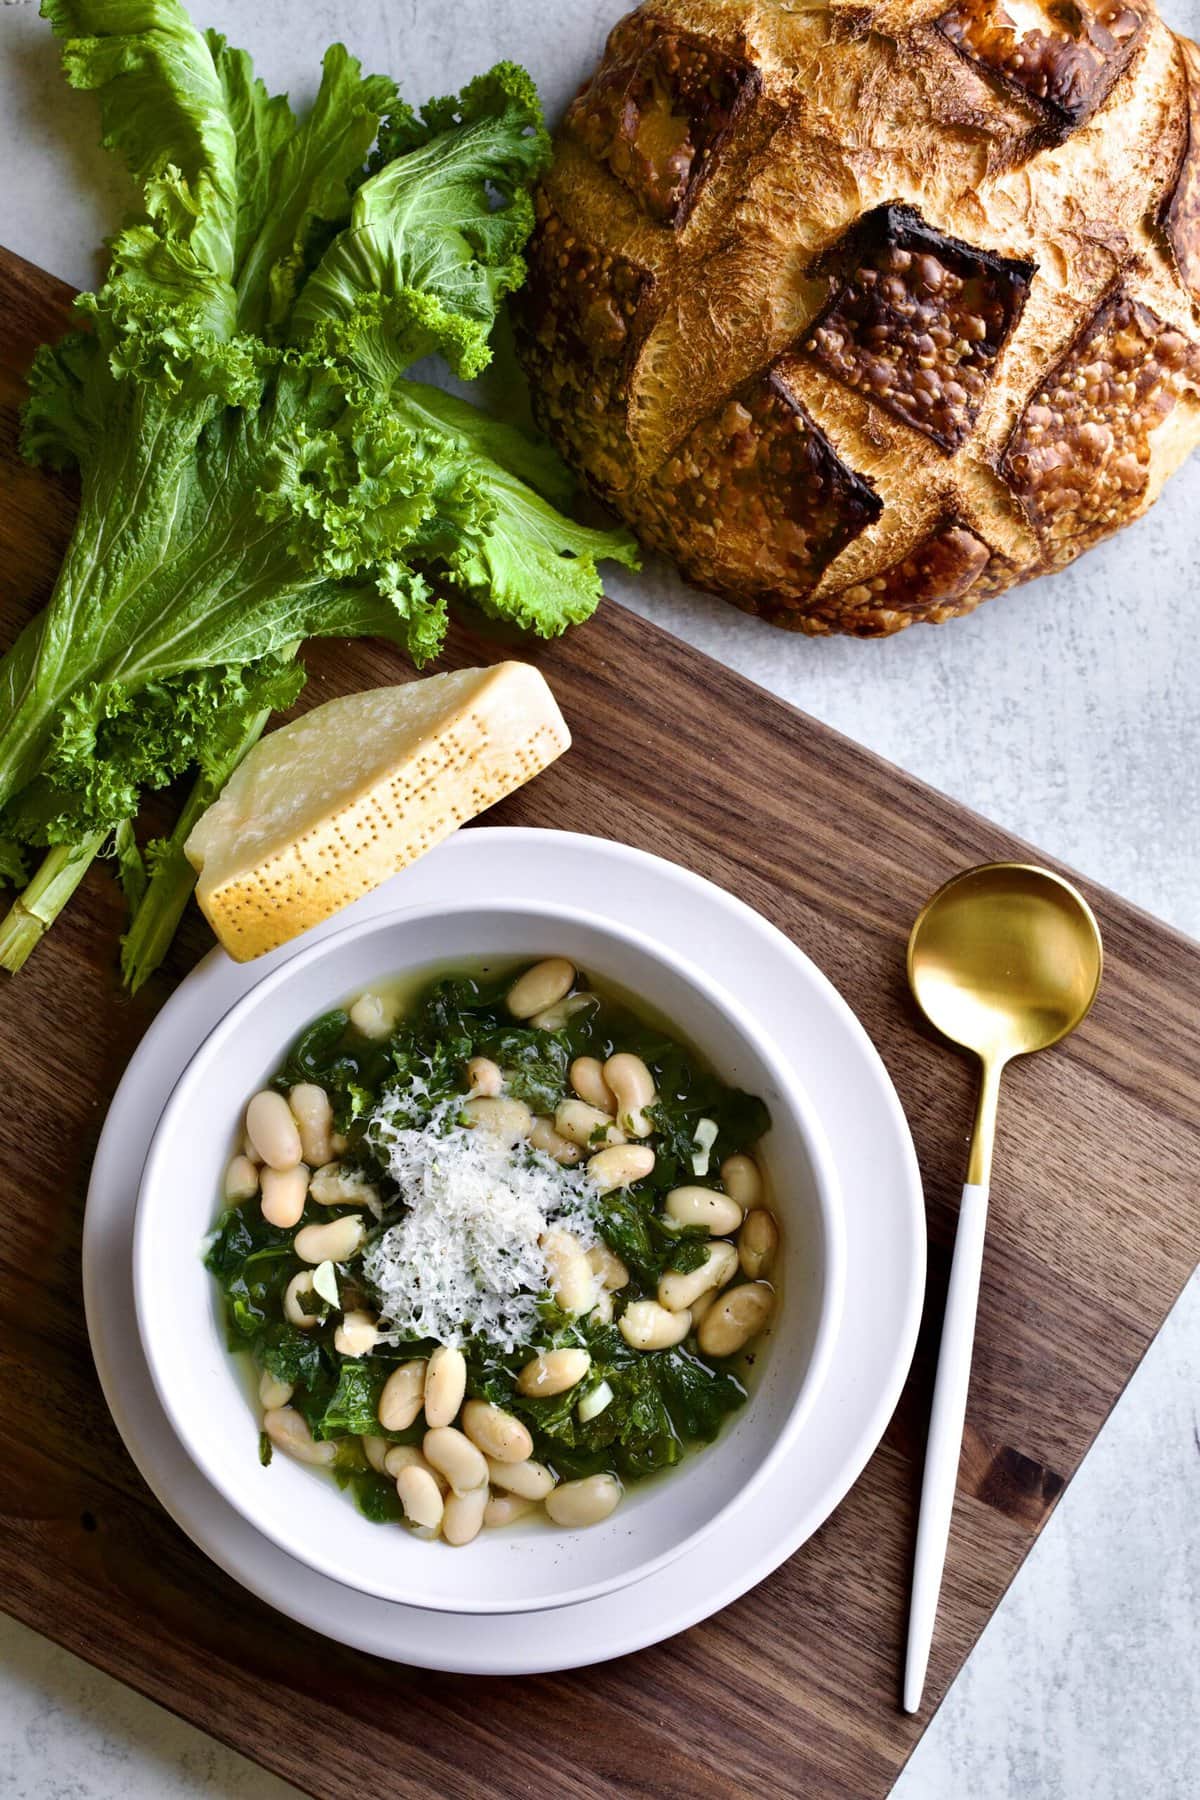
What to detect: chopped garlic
<box><xmin>312</xmin><ymin>1260</ymin><xmax>339</xmax><ymax>1307</ymax></box>
<box><xmin>578</xmin><ymin>1379</ymin><xmax>614</xmax><ymax>1423</ymax></box>
<box><xmin>691</xmin><ymin>1117</ymin><xmax>719</xmax><ymax>1176</ymax></box>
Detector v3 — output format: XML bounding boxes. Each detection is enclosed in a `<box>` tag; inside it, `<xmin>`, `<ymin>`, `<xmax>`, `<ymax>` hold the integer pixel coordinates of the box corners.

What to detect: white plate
<box><xmin>83</xmin><ymin>829</ymin><xmax>925</xmax><ymax>1674</ymax></box>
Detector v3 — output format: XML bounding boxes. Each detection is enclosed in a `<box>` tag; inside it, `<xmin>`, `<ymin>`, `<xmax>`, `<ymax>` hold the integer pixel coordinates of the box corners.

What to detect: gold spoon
<box><xmin>902</xmin><ymin>861</ymin><xmax>1103</xmax><ymax>1713</ymax></box>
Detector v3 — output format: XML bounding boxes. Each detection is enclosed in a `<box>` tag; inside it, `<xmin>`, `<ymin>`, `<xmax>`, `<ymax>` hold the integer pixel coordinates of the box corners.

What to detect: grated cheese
<box><xmin>362</xmin><ymin>1090</ymin><xmax>600</xmax><ymax>1354</ymax></box>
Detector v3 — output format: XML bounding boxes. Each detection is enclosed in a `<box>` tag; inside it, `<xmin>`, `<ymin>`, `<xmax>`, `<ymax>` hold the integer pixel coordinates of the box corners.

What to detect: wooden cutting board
<box><xmin>1</xmin><ymin>241</ymin><xmax>1197</xmax><ymax>1800</ymax></box>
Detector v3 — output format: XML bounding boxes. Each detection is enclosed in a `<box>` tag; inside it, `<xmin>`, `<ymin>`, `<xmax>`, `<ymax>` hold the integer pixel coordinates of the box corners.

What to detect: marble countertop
<box><xmin>1</xmin><ymin>1</ymin><xmax>1197</xmax><ymax>1794</ymax></box>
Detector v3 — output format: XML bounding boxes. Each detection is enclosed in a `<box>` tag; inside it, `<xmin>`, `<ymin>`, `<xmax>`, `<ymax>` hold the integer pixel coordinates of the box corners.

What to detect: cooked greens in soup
<box><xmin>205</xmin><ymin>957</ymin><xmax>781</xmax><ymax>1544</ymax></box>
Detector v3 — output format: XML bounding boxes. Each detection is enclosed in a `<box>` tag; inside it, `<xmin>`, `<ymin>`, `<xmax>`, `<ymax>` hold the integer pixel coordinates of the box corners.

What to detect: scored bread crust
<box><xmin>513</xmin><ymin>0</ymin><xmax>1200</xmax><ymax>635</ymax></box>
<box><xmin>185</xmin><ymin>664</ymin><xmax>570</xmax><ymax>961</ymax></box>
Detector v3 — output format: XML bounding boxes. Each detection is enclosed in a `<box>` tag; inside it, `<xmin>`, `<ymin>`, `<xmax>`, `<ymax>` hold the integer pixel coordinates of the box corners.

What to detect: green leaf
<box><xmin>352</xmin><ymin>1471</ymin><xmax>405</xmax><ymax>1522</ymax></box>
<box><xmin>310</xmin><ymin>1358</ymin><xmax>386</xmax><ymax>1439</ymax></box>
<box><xmin>391</xmin><ymin>380</ymin><xmax>639</xmax><ymax>637</ymax></box>
<box><xmin>43</xmin><ymin>0</ymin><xmax>239</xmax><ymax>283</ymax></box>
<box><xmin>595</xmin><ymin>1190</ymin><xmax>708</xmax><ymax>1287</ymax></box>
<box><xmin>221</xmin><ymin>41</ymin><xmax>395</xmax><ymax>337</ymax></box>
<box><xmin>260</xmin><ymin>1326</ymin><xmax>324</xmax><ymax>1390</ymax></box>
<box><xmin>205</xmin><ymin>31</ymin><xmax>296</xmax><ymax>279</ymax></box>
<box><xmin>656</xmin><ymin>1347</ymin><xmax>746</xmax><ymax>1440</ymax></box>
<box><xmin>292</xmin><ymin>62</ymin><xmax>550</xmax><ymax>378</ymax></box>
<box><xmin>111</xmin><ymin>817</ymin><xmax>146</xmax><ymax>912</ymax></box>
<box><xmin>204</xmin><ymin>1203</ymin><xmax>296</xmax><ymax>1341</ymax></box>
<box><xmin>0</xmin><ymin>840</ymin><xmax>30</xmax><ymax>888</ymax></box>
<box><xmin>121</xmin><ymin>652</ymin><xmax>291</xmax><ymax>991</ymax></box>
<box><xmin>3</xmin><ymin>27</ymin><xmax>634</xmax><ymax>969</ymax></box>
<box><xmin>2</xmin><ymin>656</ymin><xmax>304</xmax><ymax>843</ymax></box>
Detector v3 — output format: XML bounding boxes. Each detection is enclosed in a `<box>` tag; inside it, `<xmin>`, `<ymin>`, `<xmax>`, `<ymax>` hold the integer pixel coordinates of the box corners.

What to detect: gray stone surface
<box><xmin>0</xmin><ymin>2</ymin><xmax>1196</xmax><ymax>1795</ymax></box>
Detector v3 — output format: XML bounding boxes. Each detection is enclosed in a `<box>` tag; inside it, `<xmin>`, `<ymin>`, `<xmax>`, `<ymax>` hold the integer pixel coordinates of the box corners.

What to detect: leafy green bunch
<box><xmin>0</xmin><ymin>0</ymin><xmax>636</xmax><ymax>985</ymax></box>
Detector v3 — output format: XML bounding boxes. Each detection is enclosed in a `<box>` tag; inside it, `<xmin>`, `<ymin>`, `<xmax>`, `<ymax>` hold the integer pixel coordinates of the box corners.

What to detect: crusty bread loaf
<box><xmin>513</xmin><ymin>0</ymin><xmax>1200</xmax><ymax>635</ymax></box>
<box><xmin>185</xmin><ymin>664</ymin><xmax>570</xmax><ymax>961</ymax></box>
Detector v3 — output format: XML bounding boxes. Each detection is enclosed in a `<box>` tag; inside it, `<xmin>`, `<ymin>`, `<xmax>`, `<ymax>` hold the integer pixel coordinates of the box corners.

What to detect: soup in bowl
<box><xmin>134</xmin><ymin>899</ymin><xmax>844</xmax><ymax>1613</ymax></box>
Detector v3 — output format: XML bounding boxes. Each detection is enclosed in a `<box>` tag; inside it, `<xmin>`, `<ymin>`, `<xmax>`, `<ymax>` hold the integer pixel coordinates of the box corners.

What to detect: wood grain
<box><xmin>0</xmin><ymin>243</ymin><xmax>1197</xmax><ymax>1800</ymax></box>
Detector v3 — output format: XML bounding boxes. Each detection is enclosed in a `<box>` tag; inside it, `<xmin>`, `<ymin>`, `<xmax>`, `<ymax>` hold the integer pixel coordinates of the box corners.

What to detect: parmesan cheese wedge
<box><xmin>185</xmin><ymin>662</ymin><xmax>569</xmax><ymax>961</ymax></box>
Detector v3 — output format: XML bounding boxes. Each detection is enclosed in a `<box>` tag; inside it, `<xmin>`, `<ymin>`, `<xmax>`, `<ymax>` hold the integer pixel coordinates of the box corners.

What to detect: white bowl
<box><xmin>134</xmin><ymin>899</ymin><xmax>845</xmax><ymax>1614</ymax></box>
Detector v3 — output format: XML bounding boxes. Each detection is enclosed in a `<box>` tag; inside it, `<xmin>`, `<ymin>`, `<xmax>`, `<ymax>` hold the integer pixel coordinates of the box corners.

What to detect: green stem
<box><xmin>120</xmin><ymin>703</ymin><xmax>274</xmax><ymax>993</ymax></box>
<box><xmin>0</xmin><ymin>832</ymin><xmax>108</xmax><ymax>974</ymax></box>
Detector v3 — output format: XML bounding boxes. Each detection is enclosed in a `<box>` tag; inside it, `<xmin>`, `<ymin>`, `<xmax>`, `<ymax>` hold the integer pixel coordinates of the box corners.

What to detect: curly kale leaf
<box><xmin>214</xmin><ymin>37</ymin><xmax>395</xmax><ymax>336</ymax></box>
<box><xmin>309</xmin><ymin>1358</ymin><xmax>386</xmax><ymax>1439</ymax></box>
<box><xmin>260</xmin><ymin>1325</ymin><xmax>325</xmax><ymax>1390</ymax></box>
<box><xmin>477</xmin><ymin>1321</ymin><xmax>746</xmax><ymax>1481</ymax></box>
<box><xmin>293</xmin><ymin>61</ymin><xmax>549</xmax><ymax>378</ymax></box>
<box><xmin>204</xmin><ymin>1204</ymin><xmax>296</xmax><ymax>1342</ymax></box>
<box><xmin>2</xmin><ymin>656</ymin><xmax>305</xmax><ymax>844</ymax></box>
<box><xmin>2</xmin><ymin>16</ymin><xmax>635</xmax><ymax>980</ymax></box>
<box><xmin>595</xmin><ymin>1187</ymin><xmax>710</xmax><ymax>1288</ymax></box>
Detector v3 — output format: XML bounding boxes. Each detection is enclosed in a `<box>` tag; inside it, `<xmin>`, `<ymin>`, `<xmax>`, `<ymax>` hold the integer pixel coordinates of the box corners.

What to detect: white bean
<box><xmin>334</xmin><ymin>1308</ymin><xmax>379</xmax><ymax>1357</ymax></box>
<box><xmin>288</xmin><ymin>1083</ymin><xmax>333</xmax><ymax>1168</ymax></box>
<box><xmin>589</xmin><ymin>1288</ymin><xmax>613</xmax><ymax>1325</ymax></box>
<box><xmin>516</xmin><ymin>1347</ymin><xmax>591</xmax><ymax>1397</ymax></box>
<box><xmin>241</xmin><ymin>1129</ymin><xmax>263</xmax><ymax>1167</ymax></box>
<box><xmin>545</xmin><ymin>1473</ymin><xmax>621</xmax><ymax>1527</ymax></box>
<box><xmin>424</xmin><ymin>1426</ymin><xmax>488</xmax><ymax>1495</ymax></box>
<box><xmin>245</xmin><ymin>1090</ymin><xmax>302</xmax><ymax>1171</ymax></box>
<box><xmin>689</xmin><ymin>1288</ymin><xmax>717</xmax><ymax>1326</ymax></box>
<box><xmin>554</xmin><ymin>1098</ymin><xmax>625</xmax><ymax>1150</ymax></box>
<box><xmin>224</xmin><ymin>1154</ymin><xmax>259</xmax><ymax>1203</ymax></box>
<box><xmin>604</xmin><ymin>1053</ymin><xmax>656</xmax><ymax>1138</ymax></box>
<box><xmin>506</xmin><ymin>958</ymin><xmax>575</xmax><ymax>1020</ymax></box>
<box><xmin>466</xmin><ymin>1056</ymin><xmax>502</xmax><ymax>1096</ymax></box>
<box><xmin>260</xmin><ymin>1163</ymin><xmax>309</xmax><ymax>1229</ymax></box>
<box><xmin>378</xmin><ymin>1359</ymin><xmax>427</xmax><ymax>1431</ymax></box>
<box><xmin>462</xmin><ymin>1095</ymin><xmax>532</xmax><ymax>1146</ymax></box>
<box><xmin>309</xmin><ymin>1162</ymin><xmax>379</xmax><ymax>1209</ymax></box>
<box><xmin>570</xmin><ymin>1055</ymin><xmax>617</xmax><ymax>1113</ymax></box>
<box><xmin>697</xmin><ymin>1282</ymin><xmax>774</xmax><ymax>1357</ymax></box>
<box><xmin>720</xmin><ymin>1154</ymin><xmax>763</xmax><ymax>1210</ymax></box>
<box><xmin>442</xmin><ymin>1483</ymin><xmax>489</xmax><ymax>1546</ymax></box>
<box><xmin>258</xmin><ymin>1369</ymin><xmax>293</xmax><ymax>1409</ymax></box>
<box><xmin>587</xmin><ymin>1144</ymin><xmax>655</xmax><ymax>1192</ymax></box>
<box><xmin>283</xmin><ymin>1270</ymin><xmax>320</xmax><ymax>1328</ymax></box>
<box><xmin>665</xmin><ymin>1185</ymin><xmax>742</xmax><ymax>1235</ymax></box>
<box><xmin>484</xmin><ymin>1493</ymin><xmax>537</xmax><ymax>1528</ymax></box>
<box><xmin>529</xmin><ymin>1115</ymin><xmax>583</xmax><ymax>1165</ymax></box>
<box><xmin>349</xmin><ymin>991</ymin><xmax>396</xmax><ymax>1039</ymax></box>
<box><xmin>485</xmin><ymin>1457</ymin><xmax>556</xmax><ymax>1500</ymax></box>
<box><xmin>396</xmin><ymin>1464</ymin><xmax>444</xmax><ymax>1530</ymax></box>
<box><xmin>529</xmin><ymin>992</ymin><xmax>596</xmax><ymax>1030</ymax></box>
<box><xmin>461</xmin><ymin>1399</ymin><xmax>533</xmax><ymax>1464</ymax></box>
<box><xmin>361</xmin><ymin>1434</ymin><xmax>390</xmax><ymax>1474</ymax></box>
<box><xmin>293</xmin><ymin>1213</ymin><xmax>365</xmax><ymax>1264</ymax></box>
<box><xmin>587</xmin><ymin>1243</ymin><xmax>630</xmax><ymax>1290</ymax></box>
<box><xmin>739</xmin><ymin>1209</ymin><xmax>780</xmax><ymax>1279</ymax></box>
<box><xmin>619</xmin><ymin>1298</ymin><xmax>692</xmax><ymax>1350</ymax></box>
<box><xmin>658</xmin><ymin>1241</ymin><xmax>739</xmax><ymax>1313</ymax></box>
<box><xmin>384</xmin><ymin>1444</ymin><xmax>447</xmax><ymax>1491</ymax></box>
<box><xmin>263</xmin><ymin>1406</ymin><xmax>336</xmax><ymax>1466</ymax></box>
<box><xmin>424</xmin><ymin>1346</ymin><xmax>468</xmax><ymax>1428</ymax></box>
<box><xmin>540</xmin><ymin>1227</ymin><xmax>596</xmax><ymax>1315</ymax></box>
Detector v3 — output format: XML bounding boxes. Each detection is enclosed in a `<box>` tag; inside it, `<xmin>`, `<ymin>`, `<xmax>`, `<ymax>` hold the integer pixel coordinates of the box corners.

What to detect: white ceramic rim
<box><xmin>85</xmin><ymin>827</ymin><xmax>926</xmax><ymax>1672</ymax></box>
<box><xmin>131</xmin><ymin>894</ymin><xmax>846</xmax><ymax>1614</ymax></box>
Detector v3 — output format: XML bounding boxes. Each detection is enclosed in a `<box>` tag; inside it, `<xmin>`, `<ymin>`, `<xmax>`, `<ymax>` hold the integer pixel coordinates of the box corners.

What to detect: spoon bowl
<box><xmin>901</xmin><ymin>861</ymin><xmax>1102</xmax><ymax>1715</ymax></box>
<box><xmin>908</xmin><ymin>862</ymin><xmax>1104</xmax><ymax>1068</ymax></box>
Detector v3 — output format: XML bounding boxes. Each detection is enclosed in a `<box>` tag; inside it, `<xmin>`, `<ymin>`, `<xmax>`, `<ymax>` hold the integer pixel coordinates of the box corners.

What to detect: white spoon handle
<box><xmin>903</xmin><ymin>1179</ymin><xmax>990</xmax><ymax>1714</ymax></box>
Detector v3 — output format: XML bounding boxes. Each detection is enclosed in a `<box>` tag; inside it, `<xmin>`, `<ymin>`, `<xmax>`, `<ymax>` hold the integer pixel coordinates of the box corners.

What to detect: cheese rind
<box><xmin>185</xmin><ymin>662</ymin><xmax>570</xmax><ymax>961</ymax></box>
